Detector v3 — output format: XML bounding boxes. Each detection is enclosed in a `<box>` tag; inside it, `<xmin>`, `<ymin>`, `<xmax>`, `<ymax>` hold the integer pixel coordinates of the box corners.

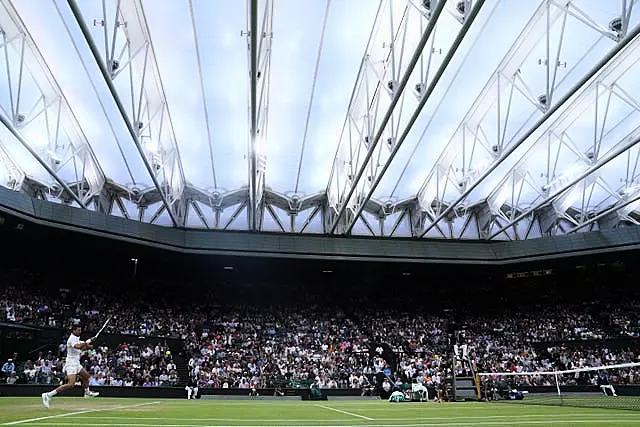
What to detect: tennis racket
<box><xmin>89</xmin><ymin>315</ymin><xmax>113</xmax><ymax>343</ymax></box>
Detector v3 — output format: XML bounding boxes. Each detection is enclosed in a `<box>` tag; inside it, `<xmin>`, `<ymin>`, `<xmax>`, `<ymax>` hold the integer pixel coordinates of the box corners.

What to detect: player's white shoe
<box><xmin>41</xmin><ymin>393</ymin><xmax>50</xmax><ymax>408</ymax></box>
<box><xmin>84</xmin><ymin>390</ymin><xmax>99</xmax><ymax>398</ymax></box>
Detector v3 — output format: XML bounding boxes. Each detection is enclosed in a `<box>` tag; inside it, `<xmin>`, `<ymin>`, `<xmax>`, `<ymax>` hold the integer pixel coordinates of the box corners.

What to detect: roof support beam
<box><xmin>266</xmin><ymin>203</ymin><xmax>285</xmax><ymax>232</ymax></box>
<box><xmin>247</xmin><ymin>0</ymin><xmax>273</xmax><ymax>231</ymax></box>
<box><xmin>224</xmin><ymin>201</ymin><xmax>247</xmax><ymax>230</ymax></box>
<box><xmin>248</xmin><ymin>0</ymin><xmax>258</xmax><ymax>231</ymax></box>
<box><xmin>483</xmin><ymin>84</ymin><xmax>640</xmax><ymax>237</ymax></box>
<box><xmin>0</xmin><ymin>141</ymin><xmax>24</xmax><ymax>191</ymax></box>
<box><xmin>299</xmin><ymin>205</ymin><xmax>320</xmax><ymax>233</ymax></box>
<box><xmin>326</xmin><ymin>0</ymin><xmax>446</xmax><ymax>234</ymax></box>
<box><xmin>0</xmin><ymin>0</ymin><xmax>107</xmax><ymax>207</ymax></box>
<box><xmin>344</xmin><ymin>0</ymin><xmax>486</xmax><ymax>234</ymax></box>
<box><xmin>489</xmin><ymin>131</ymin><xmax>640</xmax><ymax>238</ymax></box>
<box><xmin>485</xmin><ymin>28</ymin><xmax>640</xmax><ymax>239</ymax></box>
<box><xmin>190</xmin><ymin>200</ymin><xmax>209</xmax><ymax>229</ymax></box>
<box><xmin>418</xmin><ymin>14</ymin><xmax>640</xmax><ymax>238</ymax></box>
<box><xmin>67</xmin><ymin>0</ymin><xmax>185</xmax><ymax>227</ymax></box>
<box><xmin>0</xmin><ymin>113</ymin><xmax>86</xmax><ymax>207</ymax></box>
<box><xmin>570</xmin><ymin>190</ymin><xmax>640</xmax><ymax>233</ymax></box>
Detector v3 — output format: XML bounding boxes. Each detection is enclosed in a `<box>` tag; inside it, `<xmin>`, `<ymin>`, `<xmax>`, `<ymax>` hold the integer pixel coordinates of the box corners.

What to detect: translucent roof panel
<box><xmin>0</xmin><ymin>0</ymin><xmax>639</xmax><ymax>239</ymax></box>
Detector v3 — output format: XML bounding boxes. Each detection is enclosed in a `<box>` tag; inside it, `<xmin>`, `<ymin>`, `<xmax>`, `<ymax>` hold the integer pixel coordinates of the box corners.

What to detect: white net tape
<box><xmin>479</xmin><ymin>362</ymin><xmax>640</xmax><ymax>377</ymax></box>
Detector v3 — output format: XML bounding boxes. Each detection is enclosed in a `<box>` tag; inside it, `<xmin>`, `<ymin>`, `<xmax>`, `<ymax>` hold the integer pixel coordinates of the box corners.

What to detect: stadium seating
<box><xmin>1</xmin><ymin>270</ymin><xmax>638</xmax><ymax>390</ymax></box>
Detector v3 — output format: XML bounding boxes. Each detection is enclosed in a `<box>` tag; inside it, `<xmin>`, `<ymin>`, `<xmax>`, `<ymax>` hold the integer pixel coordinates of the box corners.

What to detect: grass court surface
<box><xmin>0</xmin><ymin>398</ymin><xmax>638</xmax><ymax>426</ymax></box>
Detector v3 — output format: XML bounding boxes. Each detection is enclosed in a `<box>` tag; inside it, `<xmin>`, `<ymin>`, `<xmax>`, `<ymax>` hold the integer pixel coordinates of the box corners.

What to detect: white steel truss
<box><xmin>0</xmin><ymin>0</ymin><xmax>639</xmax><ymax>240</ymax></box>
<box><xmin>326</xmin><ymin>0</ymin><xmax>461</xmax><ymax>234</ymax></box>
<box><xmin>0</xmin><ymin>137</ymin><xmax>24</xmax><ymax>191</ymax></box>
<box><xmin>0</xmin><ymin>0</ymin><xmax>105</xmax><ymax>208</ymax></box>
<box><xmin>484</xmin><ymin>33</ymin><xmax>640</xmax><ymax>239</ymax></box>
<box><xmin>414</xmin><ymin>0</ymin><xmax>639</xmax><ymax>238</ymax></box>
<box><xmin>341</xmin><ymin>0</ymin><xmax>487</xmax><ymax>235</ymax></box>
<box><xmin>67</xmin><ymin>0</ymin><xmax>186</xmax><ymax>226</ymax></box>
<box><xmin>247</xmin><ymin>0</ymin><xmax>273</xmax><ymax>231</ymax></box>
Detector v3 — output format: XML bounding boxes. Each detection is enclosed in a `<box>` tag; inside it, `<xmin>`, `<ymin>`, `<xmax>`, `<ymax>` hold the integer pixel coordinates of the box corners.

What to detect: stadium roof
<box><xmin>0</xmin><ymin>0</ymin><xmax>640</xmax><ymax>240</ymax></box>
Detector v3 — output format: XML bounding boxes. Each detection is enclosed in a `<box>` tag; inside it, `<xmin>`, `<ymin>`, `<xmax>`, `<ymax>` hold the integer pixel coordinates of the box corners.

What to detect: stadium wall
<box><xmin>2</xmin><ymin>186</ymin><xmax>640</xmax><ymax>264</ymax></box>
<box><xmin>1</xmin><ymin>385</ymin><xmax>639</xmax><ymax>399</ymax></box>
<box><xmin>0</xmin><ymin>385</ymin><xmax>363</xmax><ymax>399</ymax></box>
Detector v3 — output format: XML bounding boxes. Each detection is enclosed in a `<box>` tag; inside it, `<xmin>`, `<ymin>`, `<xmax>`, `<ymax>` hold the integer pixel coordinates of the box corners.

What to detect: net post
<box><xmin>476</xmin><ymin>373</ymin><xmax>481</xmax><ymax>399</ymax></box>
<box><xmin>554</xmin><ymin>371</ymin><xmax>561</xmax><ymax>397</ymax></box>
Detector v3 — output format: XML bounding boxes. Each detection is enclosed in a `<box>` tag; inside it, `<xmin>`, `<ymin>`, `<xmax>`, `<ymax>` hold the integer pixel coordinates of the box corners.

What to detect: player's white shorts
<box><xmin>63</xmin><ymin>362</ymin><xmax>83</xmax><ymax>375</ymax></box>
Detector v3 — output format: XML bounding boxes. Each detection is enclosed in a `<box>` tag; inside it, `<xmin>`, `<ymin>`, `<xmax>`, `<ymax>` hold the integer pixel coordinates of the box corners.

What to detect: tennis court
<box><xmin>1</xmin><ymin>398</ymin><xmax>639</xmax><ymax>426</ymax></box>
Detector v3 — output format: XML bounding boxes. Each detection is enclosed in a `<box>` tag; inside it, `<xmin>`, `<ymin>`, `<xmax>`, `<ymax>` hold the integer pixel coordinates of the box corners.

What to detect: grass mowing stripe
<box><xmin>313</xmin><ymin>404</ymin><xmax>374</xmax><ymax>421</ymax></box>
<box><xmin>75</xmin><ymin>422</ymin><xmax>360</xmax><ymax>423</ymax></box>
<box><xmin>72</xmin><ymin>412</ymin><xmax>640</xmax><ymax>422</ymax></box>
<box><xmin>21</xmin><ymin>421</ymin><xmax>640</xmax><ymax>427</ymax></box>
<box><xmin>1</xmin><ymin>401</ymin><xmax>160</xmax><ymax>426</ymax></box>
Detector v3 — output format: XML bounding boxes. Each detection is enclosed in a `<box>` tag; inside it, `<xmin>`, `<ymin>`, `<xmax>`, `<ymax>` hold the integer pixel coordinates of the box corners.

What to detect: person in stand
<box><xmin>1</xmin><ymin>359</ymin><xmax>15</xmax><ymax>381</ymax></box>
<box><xmin>41</xmin><ymin>324</ymin><xmax>99</xmax><ymax>408</ymax></box>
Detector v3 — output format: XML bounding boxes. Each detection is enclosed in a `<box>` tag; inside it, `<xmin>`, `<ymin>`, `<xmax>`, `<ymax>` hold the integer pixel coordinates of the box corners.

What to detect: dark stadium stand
<box><xmin>0</xmin><ymin>263</ymin><xmax>638</xmax><ymax>396</ymax></box>
<box><xmin>0</xmin><ymin>212</ymin><xmax>638</xmax><ymax>407</ymax></box>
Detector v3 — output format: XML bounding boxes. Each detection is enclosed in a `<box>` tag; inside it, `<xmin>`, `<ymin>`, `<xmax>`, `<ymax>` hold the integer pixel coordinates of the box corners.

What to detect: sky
<box><xmin>0</xmin><ymin>0</ymin><xmax>639</xmax><ymax>237</ymax></box>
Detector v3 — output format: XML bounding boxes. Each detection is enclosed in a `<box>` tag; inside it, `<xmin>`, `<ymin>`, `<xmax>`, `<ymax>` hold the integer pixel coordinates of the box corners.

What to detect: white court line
<box><xmin>70</xmin><ymin>412</ymin><xmax>640</xmax><ymax>422</ymax></box>
<box><xmin>2</xmin><ymin>401</ymin><xmax>160</xmax><ymax>425</ymax></box>
<box><xmin>20</xmin><ymin>420</ymin><xmax>640</xmax><ymax>427</ymax></box>
<box><xmin>314</xmin><ymin>404</ymin><xmax>375</xmax><ymax>421</ymax></box>
<box><xmin>74</xmin><ymin>422</ymin><xmax>358</xmax><ymax>425</ymax></box>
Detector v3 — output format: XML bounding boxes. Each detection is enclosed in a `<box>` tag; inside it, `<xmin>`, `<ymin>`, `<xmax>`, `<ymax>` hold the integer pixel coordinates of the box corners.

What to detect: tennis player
<box><xmin>42</xmin><ymin>324</ymin><xmax>99</xmax><ymax>408</ymax></box>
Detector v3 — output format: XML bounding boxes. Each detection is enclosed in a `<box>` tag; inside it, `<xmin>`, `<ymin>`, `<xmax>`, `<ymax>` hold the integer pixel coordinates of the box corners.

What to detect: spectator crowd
<box><xmin>0</xmin><ymin>340</ymin><xmax>179</xmax><ymax>387</ymax></box>
<box><xmin>1</xmin><ymin>269</ymin><xmax>639</xmax><ymax>393</ymax></box>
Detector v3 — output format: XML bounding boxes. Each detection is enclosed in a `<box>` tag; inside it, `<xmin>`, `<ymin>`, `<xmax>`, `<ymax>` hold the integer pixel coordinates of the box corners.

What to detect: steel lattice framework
<box><xmin>0</xmin><ymin>0</ymin><xmax>639</xmax><ymax>240</ymax></box>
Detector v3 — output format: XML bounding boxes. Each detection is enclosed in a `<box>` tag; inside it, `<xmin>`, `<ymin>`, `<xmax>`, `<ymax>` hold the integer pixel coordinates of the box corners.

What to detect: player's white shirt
<box><xmin>66</xmin><ymin>334</ymin><xmax>83</xmax><ymax>365</ymax></box>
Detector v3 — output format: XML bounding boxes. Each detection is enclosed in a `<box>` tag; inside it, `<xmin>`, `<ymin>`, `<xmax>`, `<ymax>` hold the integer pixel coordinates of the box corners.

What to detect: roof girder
<box><xmin>343</xmin><ymin>0</ymin><xmax>487</xmax><ymax>235</ymax></box>
<box><xmin>325</xmin><ymin>0</ymin><xmax>450</xmax><ymax>234</ymax></box>
<box><xmin>67</xmin><ymin>0</ymin><xmax>186</xmax><ymax>226</ymax></box>
<box><xmin>0</xmin><ymin>0</ymin><xmax>108</xmax><ymax>207</ymax></box>
<box><xmin>2</xmin><ymin>0</ymin><xmax>639</xmax><ymax>239</ymax></box>
<box><xmin>0</xmin><ymin>137</ymin><xmax>24</xmax><ymax>191</ymax></box>
<box><xmin>247</xmin><ymin>0</ymin><xmax>274</xmax><ymax>231</ymax></box>
<box><xmin>486</xmin><ymin>29</ymin><xmax>640</xmax><ymax>239</ymax></box>
<box><xmin>416</xmin><ymin>0</ymin><xmax>639</xmax><ymax>238</ymax></box>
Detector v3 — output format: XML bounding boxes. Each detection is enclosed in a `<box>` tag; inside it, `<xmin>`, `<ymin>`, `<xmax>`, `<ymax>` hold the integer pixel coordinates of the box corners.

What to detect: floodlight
<box><xmin>538</xmin><ymin>94</ymin><xmax>547</xmax><ymax>106</ymax></box>
<box><xmin>609</xmin><ymin>18</ymin><xmax>623</xmax><ymax>34</ymax></box>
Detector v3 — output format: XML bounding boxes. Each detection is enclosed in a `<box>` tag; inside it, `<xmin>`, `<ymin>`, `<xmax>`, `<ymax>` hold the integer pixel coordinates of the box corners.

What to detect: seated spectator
<box><xmin>6</xmin><ymin>372</ymin><xmax>17</xmax><ymax>385</ymax></box>
<box><xmin>1</xmin><ymin>359</ymin><xmax>15</xmax><ymax>381</ymax></box>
